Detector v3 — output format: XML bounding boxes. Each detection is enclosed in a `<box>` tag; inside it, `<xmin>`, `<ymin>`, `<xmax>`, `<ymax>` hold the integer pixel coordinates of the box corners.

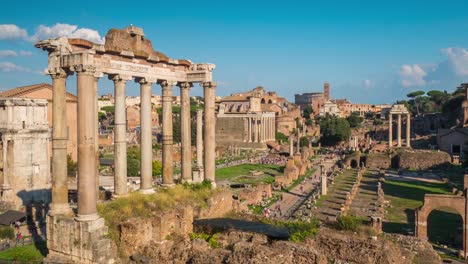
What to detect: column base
<box><xmin>182</xmin><ymin>179</ymin><xmax>193</xmax><ymax>184</ymax></box>
<box><xmin>112</xmin><ymin>192</ymin><xmax>128</xmax><ymax>200</ymax></box>
<box><xmin>139</xmin><ymin>188</ymin><xmax>155</xmax><ymax>194</ymax></box>
<box><xmin>48</xmin><ymin>203</ymin><xmax>74</xmax><ymax>217</ymax></box>
<box><xmin>74</xmin><ymin>213</ymin><xmax>99</xmax><ymax>222</ymax></box>
<box><xmin>192</xmin><ymin>167</ymin><xmax>204</xmax><ymax>183</ymax></box>
<box><xmin>210</xmin><ymin>181</ymin><xmax>217</xmax><ymax>189</ymax></box>
<box><xmin>160</xmin><ymin>183</ymin><xmax>176</xmax><ymax>188</ymax></box>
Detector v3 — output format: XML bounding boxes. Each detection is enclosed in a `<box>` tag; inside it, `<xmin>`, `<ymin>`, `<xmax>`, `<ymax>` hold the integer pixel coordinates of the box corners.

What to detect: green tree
<box><xmin>127</xmin><ymin>158</ymin><xmax>140</xmax><ymax>176</ymax></box>
<box><xmin>407</xmin><ymin>91</ymin><xmax>425</xmax><ymax>116</ymax></box>
<box><xmin>152</xmin><ymin>160</ymin><xmax>162</xmax><ymax>178</ymax></box>
<box><xmin>67</xmin><ymin>154</ymin><xmax>77</xmax><ymax>176</ymax></box>
<box><xmin>299</xmin><ymin>136</ymin><xmax>309</xmax><ymax>147</ymax></box>
<box><xmin>275</xmin><ymin>132</ymin><xmax>288</xmax><ymax>143</ymax></box>
<box><xmin>302</xmin><ymin>106</ymin><xmax>313</xmax><ymax>118</ymax></box>
<box><xmin>318</xmin><ymin>116</ymin><xmax>351</xmax><ymax>146</ymax></box>
<box><xmin>101</xmin><ymin>106</ymin><xmax>115</xmax><ymax>113</ymax></box>
<box><xmin>346</xmin><ymin>112</ymin><xmax>363</xmax><ymax>128</ymax></box>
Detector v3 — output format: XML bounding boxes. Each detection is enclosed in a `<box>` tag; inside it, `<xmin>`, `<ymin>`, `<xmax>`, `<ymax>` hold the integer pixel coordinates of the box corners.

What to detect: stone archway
<box><xmin>350</xmin><ymin>159</ymin><xmax>358</xmax><ymax>168</ymax></box>
<box><xmin>427</xmin><ymin>208</ymin><xmax>463</xmax><ymax>248</ymax></box>
<box><xmin>416</xmin><ymin>189</ymin><xmax>468</xmax><ymax>258</ymax></box>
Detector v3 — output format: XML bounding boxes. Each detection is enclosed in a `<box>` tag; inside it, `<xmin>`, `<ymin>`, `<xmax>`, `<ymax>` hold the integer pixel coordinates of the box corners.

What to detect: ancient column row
<box><xmin>246</xmin><ymin>116</ymin><xmax>275</xmax><ymax>143</ymax></box>
<box><xmin>388</xmin><ymin>113</ymin><xmax>411</xmax><ymax>148</ymax></box>
<box><xmin>48</xmin><ymin>68</ymin><xmax>217</xmax><ymax>221</ymax></box>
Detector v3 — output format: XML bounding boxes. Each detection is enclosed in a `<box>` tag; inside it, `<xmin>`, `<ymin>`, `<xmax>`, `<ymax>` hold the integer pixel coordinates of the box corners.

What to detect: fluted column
<box><xmin>161</xmin><ymin>81</ymin><xmax>174</xmax><ymax>185</ymax></box>
<box><xmin>196</xmin><ymin>109</ymin><xmax>204</xmax><ymax>171</ymax></box>
<box><xmin>110</xmin><ymin>74</ymin><xmax>129</xmax><ymax>196</ymax></box>
<box><xmin>179</xmin><ymin>82</ymin><xmax>192</xmax><ymax>182</ymax></box>
<box><xmin>397</xmin><ymin>114</ymin><xmax>402</xmax><ymax>147</ymax></box>
<box><xmin>139</xmin><ymin>78</ymin><xmax>154</xmax><ymax>193</ymax></box>
<box><xmin>49</xmin><ymin>69</ymin><xmax>72</xmax><ymax>216</ymax></box>
<box><xmin>406</xmin><ymin>113</ymin><xmax>411</xmax><ymax>147</ymax></box>
<box><xmin>296</xmin><ymin>130</ymin><xmax>300</xmax><ymax>154</ymax></box>
<box><xmin>254</xmin><ymin>118</ymin><xmax>258</xmax><ymax>142</ymax></box>
<box><xmin>202</xmin><ymin>82</ymin><xmax>216</xmax><ymax>186</ymax></box>
<box><xmin>76</xmin><ymin>66</ymin><xmax>98</xmax><ymax>221</ymax></box>
<box><xmin>388</xmin><ymin>114</ymin><xmax>393</xmax><ymax>148</ymax></box>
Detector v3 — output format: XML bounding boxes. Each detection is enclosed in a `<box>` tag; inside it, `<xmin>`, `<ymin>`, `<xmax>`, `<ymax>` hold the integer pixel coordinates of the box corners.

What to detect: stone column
<box><xmin>111</xmin><ymin>74</ymin><xmax>129</xmax><ymax>197</ymax></box>
<box><xmin>388</xmin><ymin>114</ymin><xmax>393</xmax><ymax>148</ymax></box>
<box><xmin>289</xmin><ymin>136</ymin><xmax>293</xmax><ymax>157</ymax></box>
<box><xmin>49</xmin><ymin>69</ymin><xmax>72</xmax><ymax>216</ymax></box>
<box><xmin>139</xmin><ymin>78</ymin><xmax>154</xmax><ymax>193</ymax></box>
<box><xmin>202</xmin><ymin>82</ymin><xmax>216</xmax><ymax>186</ymax></box>
<box><xmin>406</xmin><ymin>113</ymin><xmax>411</xmax><ymax>147</ymax></box>
<box><xmin>76</xmin><ymin>66</ymin><xmax>98</xmax><ymax>221</ymax></box>
<box><xmin>397</xmin><ymin>114</ymin><xmax>402</xmax><ymax>147</ymax></box>
<box><xmin>161</xmin><ymin>81</ymin><xmax>174</xmax><ymax>185</ymax></box>
<box><xmin>196</xmin><ymin>109</ymin><xmax>204</xmax><ymax>173</ymax></box>
<box><xmin>296</xmin><ymin>130</ymin><xmax>300</xmax><ymax>154</ymax></box>
<box><xmin>94</xmin><ymin>73</ymin><xmax>102</xmax><ymax>198</ymax></box>
<box><xmin>321</xmin><ymin>164</ymin><xmax>327</xmax><ymax>195</ymax></box>
<box><xmin>179</xmin><ymin>82</ymin><xmax>192</xmax><ymax>182</ymax></box>
<box><xmin>248</xmin><ymin>117</ymin><xmax>252</xmax><ymax>142</ymax></box>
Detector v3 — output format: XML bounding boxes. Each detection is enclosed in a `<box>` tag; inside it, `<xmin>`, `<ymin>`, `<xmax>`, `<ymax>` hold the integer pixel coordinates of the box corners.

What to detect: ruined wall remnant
<box><xmin>398</xmin><ymin>150</ymin><xmax>451</xmax><ymax>170</ymax></box>
<box><xmin>366</xmin><ymin>153</ymin><xmax>392</xmax><ymax>169</ymax></box>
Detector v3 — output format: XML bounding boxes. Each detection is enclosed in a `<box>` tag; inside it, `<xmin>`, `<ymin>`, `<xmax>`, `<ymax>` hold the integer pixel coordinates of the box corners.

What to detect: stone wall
<box><xmin>398</xmin><ymin>150</ymin><xmax>451</xmax><ymax>170</ymax></box>
<box><xmin>45</xmin><ymin>215</ymin><xmax>117</xmax><ymax>264</ymax></box>
<box><xmin>366</xmin><ymin>153</ymin><xmax>392</xmax><ymax>169</ymax></box>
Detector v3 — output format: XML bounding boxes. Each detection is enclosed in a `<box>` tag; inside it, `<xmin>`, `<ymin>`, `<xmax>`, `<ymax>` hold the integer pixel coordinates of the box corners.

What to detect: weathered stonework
<box><xmin>45</xmin><ymin>215</ymin><xmax>117</xmax><ymax>264</ymax></box>
<box><xmin>0</xmin><ymin>98</ymin><xmax>51</xmax><ymax>209</ymax></box>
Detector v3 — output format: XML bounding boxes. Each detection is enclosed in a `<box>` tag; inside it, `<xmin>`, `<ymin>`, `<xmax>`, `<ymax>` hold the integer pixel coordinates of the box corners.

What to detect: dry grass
<box><xmin>97</xmin><ymin>183</ymin><xmax>217</xmax><ymax>245</ymax></box>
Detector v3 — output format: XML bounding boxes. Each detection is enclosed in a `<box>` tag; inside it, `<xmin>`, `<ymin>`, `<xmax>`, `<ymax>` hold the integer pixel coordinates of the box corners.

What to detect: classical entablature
<box><xmin>35</xmin><ymin>25</ymin><xmax>215</xmax><ymax>84</ymax></box>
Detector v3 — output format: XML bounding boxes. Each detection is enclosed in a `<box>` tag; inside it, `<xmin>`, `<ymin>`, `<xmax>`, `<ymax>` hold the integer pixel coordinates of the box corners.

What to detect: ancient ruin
<box><xmin>388</xmin><ymin>104</ymin><xmax>410</xmax><ymax>148</ymax></box>
<box><xmin>0</xmin><ymin>98</ymin><xmax>51</xmax><ymax>209</ymax></box>
<box><xmin>35</xmin><ymin>25</ymin><xmax>216</xmax><ymax>263</ymax></box>
<box><xmin>416</xmin><ymin>174</ymin><xmax>468</xmax><ymax>258</ymax></box>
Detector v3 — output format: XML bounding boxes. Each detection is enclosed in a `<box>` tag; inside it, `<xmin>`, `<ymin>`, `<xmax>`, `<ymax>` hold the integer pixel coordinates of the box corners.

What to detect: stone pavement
<box><xmin>348</xmin><ymin>170</ymin><xmax>379</xmax><ymax>219</ymax></box>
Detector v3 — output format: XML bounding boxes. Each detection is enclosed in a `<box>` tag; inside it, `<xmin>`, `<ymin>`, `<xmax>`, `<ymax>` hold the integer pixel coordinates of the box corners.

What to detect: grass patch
<box><xmin>263</xmin><ymin>218</ymin><xmax>320</xmax><ymax>242</ymax></box>
<box><xmin>97</xmin><ymin>182</ymin><xmax>217</xmax><ymax>246</ymax></box>
<box><xmin>0</xmin><ymin>242</ymin><xmax>47</xmax><ymax>261</ymax></box>
<box><xmin>335</xmin><ymin>215</ymin><xmax>364</xmax><ymax>231</ymax></box>
<box><xmin>216</xmin><ymin>164</ymin><xmax>283</xmax><ymax>183</ymax></box>
<box><xmin>189</xmin><ymin>233</ymin><xmax>219</xmax><ymax>248</ymax></box>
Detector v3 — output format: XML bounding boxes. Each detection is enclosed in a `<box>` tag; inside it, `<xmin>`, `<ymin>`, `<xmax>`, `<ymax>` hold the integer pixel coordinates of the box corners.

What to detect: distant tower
<box><xmin>324</xmin><ymin>82</ymin><xmax>330</xmax><ymax>101</ymax></box>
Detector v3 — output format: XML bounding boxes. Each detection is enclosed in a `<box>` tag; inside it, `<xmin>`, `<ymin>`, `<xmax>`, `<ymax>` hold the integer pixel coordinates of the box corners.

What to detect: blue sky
<box><xmin>1</xmin><ymin>0</ymin><xmax>468</xmax><ymax>103</ymax></box>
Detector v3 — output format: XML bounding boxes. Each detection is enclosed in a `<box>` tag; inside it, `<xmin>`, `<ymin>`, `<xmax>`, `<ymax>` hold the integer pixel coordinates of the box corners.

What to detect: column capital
<box><xmin>108</xmin><ymin>74</ymin><xmax>132</xmax><ymax>83</ymax></box>
<box><xmin>178</xmin><ymin>82</ymin><xmax>193</xmax><ymax>90</ymax></box>
<box><xmin>49</xmin><ymin>68</ymin><xmax>72</xmax><ymax>79</ymax></box>
<box><xmin>135</xmin><ymin>77</ymin><xmax>156</xmax><ymax>85</ymax></box>
<box><xmin>159</xmin><ymin>80</ymin><xmax>177</xmax><ymax>88</ymax></box>
<box><xmin>202</xmin><ymin>81</ymin><xmax>217</xmax><ymax>89</ymax></box>
<box><xmin>72</xmin><ymin>64</ymin><xmax>96</xmax><ymax>75</ymax></box>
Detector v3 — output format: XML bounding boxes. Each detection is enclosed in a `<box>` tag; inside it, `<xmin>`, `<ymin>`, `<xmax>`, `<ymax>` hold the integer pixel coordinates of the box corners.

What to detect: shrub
<box><xmin>275</xmin><ymin>132</ymin><xmax>288</xmax><ymax>143</ymax></box>
<box><xmin>336</xmin><ymin>215</ymin><xmax>363</xmax><ymax>231</ymax></box>
<box><xmin>262</xmin><ymin>219</ymin><xmax>320</xmax><ymax>242</ymax></box>
<box><xmin>67</xmin><ymin>154</ymin><xmax>77</xmax><ymax>176</ymax></box>
<box><xmin>189</xmin><ymin>233</ymin><xmax>219</xmax><ymax>248</ymax></box>
<box><xmin>0</xmin><ymin>226</ymin><xmax>14</xmax><ymax>240</ymax></box>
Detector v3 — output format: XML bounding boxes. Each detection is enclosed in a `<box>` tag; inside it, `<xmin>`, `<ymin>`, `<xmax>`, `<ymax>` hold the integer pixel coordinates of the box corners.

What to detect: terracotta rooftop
<box><xmin>0</xmin><ymin>83</ymin><xmax>77</xmax><ymax>101</ymax></box>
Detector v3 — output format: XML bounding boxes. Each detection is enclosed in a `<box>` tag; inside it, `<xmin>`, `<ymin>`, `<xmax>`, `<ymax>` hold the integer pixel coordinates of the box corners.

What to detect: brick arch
<box><xmin>416</xmin><ymin>194</ymin><xmax>467</xmax><ymax>258</ymax></box>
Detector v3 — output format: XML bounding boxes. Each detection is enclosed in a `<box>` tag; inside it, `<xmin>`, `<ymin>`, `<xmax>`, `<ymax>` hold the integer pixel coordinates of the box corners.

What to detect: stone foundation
<box><xmin>45</xmin><ymin>215</ymin><xmax>117</xmax><ymax>264</ymax></box>
<box><xmin>398</xmin><ymin>150</ymin><xmax>451</xmax><ymax>170</ymax></box>
<box><xmin>366</xmin><ymin>153</ymin><xmax>392</xmax><ymax>169</ymax></box>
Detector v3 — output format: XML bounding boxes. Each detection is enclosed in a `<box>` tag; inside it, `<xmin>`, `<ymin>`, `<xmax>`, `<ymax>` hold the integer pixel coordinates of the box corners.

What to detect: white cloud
<box><xmin>0</xmin><ymin>24</ymin><xmax>28</xmax><ymax>40</ymax></box>
<box><xmin>441</xmin><ymin>47</ymin><xmax>468</xmax><ymax>76</ymax></box>
<box><xmin>0</xmin><ymin>50</ymin><xmax>17</xmax><ymax>57</ymax></box>
<box><xmin>399</xmin><ymin>64</ymin><xmax>427</xmax><ymax>87</ymax></box>
<box><xmin>19</xmin><ymin>50</ymin><xmax>33</xmax><ymax>56</ymax></box>
<box><xmin>0</xmin><ymin>62</ymin><xmax>28</xmax><ymax>72</ymax></box>
<box><xmin>29</xmin><ymin>23</ymin><xmax>104</xmax><ymax>43</ymax></box>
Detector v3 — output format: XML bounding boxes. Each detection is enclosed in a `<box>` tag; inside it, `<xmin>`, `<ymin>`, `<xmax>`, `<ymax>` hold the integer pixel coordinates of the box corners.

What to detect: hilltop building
<box><xmin>295</xmin><ymin>82</ymin><xmax>330</xmax><ymax>115</ymax></box>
